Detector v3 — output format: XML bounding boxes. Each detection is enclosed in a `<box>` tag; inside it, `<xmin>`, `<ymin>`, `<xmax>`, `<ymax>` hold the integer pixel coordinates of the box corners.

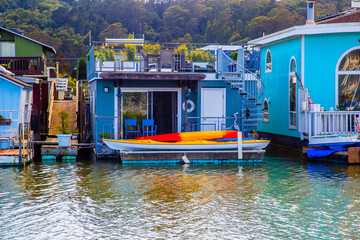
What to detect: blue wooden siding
<box><xmin>258</xmin><ymin>37</ymin><xmax>302</xmax><ymax>138</ymax></box>
<box><xmin>304</xmin><ymin>32</ymin><xmax>360</xmax><ymax>110</ymax></box>
<box><xmin>197</xmin><ymin>80</ymin><xmax>242</xmax><ymax>118</ymax></box>
<box><xmin>0</xmin><ymin>77</ymin><xmax>21</xmax><ymax>134</ymax></box>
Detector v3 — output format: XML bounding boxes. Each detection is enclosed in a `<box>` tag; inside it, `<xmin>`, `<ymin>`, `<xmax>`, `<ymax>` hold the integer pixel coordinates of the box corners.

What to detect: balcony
<box><xmin>0</xmin><ymin>57</ymin><xmax>45</xmax><ymax>75</ymax></box>
<box><xmin>87</xmin><ymin>44</ymin><xmax>217</xmax><ymax>79</ymax></box>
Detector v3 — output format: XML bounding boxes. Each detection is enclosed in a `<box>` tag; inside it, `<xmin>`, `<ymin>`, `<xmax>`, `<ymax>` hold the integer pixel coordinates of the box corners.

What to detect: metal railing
<box><xmin>220</xmin><ymin>49</ymin><xmax>264</xmax><ymax>101</ymax></box>
<box><xmin>94</xmin><ymin>116</ymin><xmax>116</xmax><ymax>153</ymax></box>
<box><xmin>0</xmin><ymin>110</ymin><xmax>32</xmax><ymax>138</ymax></box>
<box><xmin>90</xmin><ymin>46</ymin><xmax>217</xmax><ymax>74</ymax></box>
<box><xmin>187</xmin><ymin>116</ymin><xmax>242</xmax><ymax>132</ymax></box>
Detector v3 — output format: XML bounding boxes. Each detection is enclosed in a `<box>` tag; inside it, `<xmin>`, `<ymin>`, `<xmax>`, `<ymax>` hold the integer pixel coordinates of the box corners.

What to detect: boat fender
<box><xmin>182</xmin><ymin>100</ymin><xmax>195</xmax><ymax>113</ymax></box>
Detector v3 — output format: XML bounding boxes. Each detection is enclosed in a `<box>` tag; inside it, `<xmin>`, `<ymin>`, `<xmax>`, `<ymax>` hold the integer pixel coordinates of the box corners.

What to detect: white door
<box><xmin>201</xmin><ymin>88</ymin><xmax>226</xmax><ymax>131</ymax></box>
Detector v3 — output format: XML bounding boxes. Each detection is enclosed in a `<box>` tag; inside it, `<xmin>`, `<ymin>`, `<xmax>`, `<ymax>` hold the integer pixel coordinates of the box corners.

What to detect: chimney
<box><xmin>11</xmin><ymin>28</ymin><xmax>24</xmax><ymax>35</ymax></box>
<box><xmin>306</xmin><ymin>0</ymin><xmax>316</xmax><ymax>25</ymax></box>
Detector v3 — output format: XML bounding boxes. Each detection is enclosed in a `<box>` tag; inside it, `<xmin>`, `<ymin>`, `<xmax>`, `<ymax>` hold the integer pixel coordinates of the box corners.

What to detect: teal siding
<box><xmin>258</xmin><ymin>37</ymin><xmax>302</xmax><ymax>138</ymax></box>
<box><xmin>258</xmin><ymin>31</ymin><xmax>360</xmax><ymax>139</ymax></box>
<box><xmin>304</xmin><ymin>32</ymin><xmax>360</xmax><ymax>110</ymax></box>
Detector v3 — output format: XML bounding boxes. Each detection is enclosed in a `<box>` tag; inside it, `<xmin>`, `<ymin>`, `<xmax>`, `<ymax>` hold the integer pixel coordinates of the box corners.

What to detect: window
<box><xmin>338</xmin><ymin>48</ymin><xmax>360</xmax><ymax>110</ymax></box>
<box><xmin>0</xmin><ymin>42</ymin><xmax>15</xmax><ymax>57</ymax></box>
<box><xmin>263</xmin><ymin>99</ymin><xmax>269</xmax><ymax>122</ymax></box>
<box><xmin>289</xmin><ymin>58</ymin><xmax>297</xmax><ymax>128</ymax></box>
<box><xmin>265</xmin><ymin>50</ymin><xmax>272</xmax><ymax>73</ymax></box>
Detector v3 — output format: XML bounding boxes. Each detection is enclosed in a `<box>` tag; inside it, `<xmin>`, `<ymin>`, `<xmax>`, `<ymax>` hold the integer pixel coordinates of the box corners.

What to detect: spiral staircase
<box><xmin>219</xmin><ymin>48</ymin><xmax>265</xmax><ymax>134</ymax></box>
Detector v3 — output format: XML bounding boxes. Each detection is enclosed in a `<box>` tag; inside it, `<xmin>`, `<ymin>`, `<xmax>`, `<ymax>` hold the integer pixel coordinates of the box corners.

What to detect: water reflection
<box><xmin>0</xmin><ymin>154</ymin><xmax>360</xmax><ymax>239</ymax></box>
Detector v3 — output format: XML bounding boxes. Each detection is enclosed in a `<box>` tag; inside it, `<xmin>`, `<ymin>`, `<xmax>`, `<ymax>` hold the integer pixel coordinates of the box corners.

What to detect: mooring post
<box><xmin>56</xmin><ymin>155</ymin><xmax>62</xmax><ymax>162</ymax></box>
<box><xmin>182</xmin><ymin>153</ymin><xmax>190</xmax><ymax>164</ymax></box>
<box><xmin>238</xmin><ymin>131</ymin><xmax>243</xmax><ymax>159</ymax></box>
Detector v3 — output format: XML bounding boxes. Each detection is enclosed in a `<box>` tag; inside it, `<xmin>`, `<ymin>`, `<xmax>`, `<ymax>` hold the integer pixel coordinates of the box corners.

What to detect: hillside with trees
<box><xmin>0</xmin><ymin>0</ymin><xmax>351</xmax><ymax>72</ymax></box>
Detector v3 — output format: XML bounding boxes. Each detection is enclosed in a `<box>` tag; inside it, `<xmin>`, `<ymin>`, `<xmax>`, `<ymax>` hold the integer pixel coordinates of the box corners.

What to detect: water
<box><xmin>1</xmin><ymin>147</ymin><xmax>360</xmax><ymax>239</ymax></box>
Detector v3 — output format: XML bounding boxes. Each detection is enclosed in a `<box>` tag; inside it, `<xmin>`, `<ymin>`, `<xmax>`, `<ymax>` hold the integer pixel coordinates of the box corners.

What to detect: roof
<box><xmin>316</xmin><ymin>8</ymin><xmax>360</xmax><ymax>24</ymax></box>
<box><xmin>248</xmin><ymin>22</ymin><xmax>360</xmax><ymax>46</ymax></box>
<box><xmin>105</xmin><ymin>37</ymin><xmax>145</xmax><ymax>46</ymax></box>
<box><xmin>0</xmin><ymin>27</ymin><xmax>56</xmax><ymax>54</ymax></box>
<box><xmin>201</xmin><ymin>45</ymin><xmax>241</xmax><ymax>51</ymax></box>
<box><xmin>0</xmin><ymin>72</ymin><xmax>32</xmax><ymax>88</ymax></box>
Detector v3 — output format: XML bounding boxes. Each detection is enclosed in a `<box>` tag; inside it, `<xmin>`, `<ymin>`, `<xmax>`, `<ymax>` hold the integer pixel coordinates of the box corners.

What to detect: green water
<box><xmin>1</xmin><ymin>147</ymin><xmax>360</xmax><ymax>239</ymax></box>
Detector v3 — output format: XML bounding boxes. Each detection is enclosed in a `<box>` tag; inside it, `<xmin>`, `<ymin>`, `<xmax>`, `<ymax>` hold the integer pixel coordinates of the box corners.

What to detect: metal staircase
<box><xmin>219</xmin><ymin>48</ymin><xmax>265</xmax><ymax>134</ymax></box>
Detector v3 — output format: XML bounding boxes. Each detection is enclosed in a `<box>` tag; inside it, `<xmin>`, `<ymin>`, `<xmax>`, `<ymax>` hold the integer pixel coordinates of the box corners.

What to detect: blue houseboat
<box><xmin>0</xmin><ymin>72</ymin><xmax>33</xmax><ymax>165</ymax></box>
<box><xmin>249</xmin><ymin>1</ymin><xmax>360</xmax><ymax>160</ymax></box>
<box><xmin>86</xmin><ymin>39</ymin><xmax>264</xmax><ymax>155</ymax></box>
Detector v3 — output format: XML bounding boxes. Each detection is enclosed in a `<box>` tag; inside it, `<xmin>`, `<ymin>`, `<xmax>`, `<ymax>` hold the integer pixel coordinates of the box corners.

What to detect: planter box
<box><xmin>57</xmin><ymin>134</ymin><xmax>72</xmax><ymax>147</ymax></box>
<box><xmin>0</xmin><ymin>119</ymin><xmax>11</xmax><ymax>126</ymax></box>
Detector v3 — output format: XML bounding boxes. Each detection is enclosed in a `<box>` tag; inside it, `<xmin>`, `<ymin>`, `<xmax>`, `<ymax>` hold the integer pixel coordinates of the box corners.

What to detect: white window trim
<box><xmin>335</xmin><ymin>46</ymin><xmax>360</xmax><ymax>108</ymax></box>
<box><xmin>289</xmin><ymin>57</ymin><xmax>297</xmax><ymax>129</ymax></box>
<box><xmin>265</xmin><ymin>49</ymin><xmax>272</xmax><ymax>73</ymax></box>
<box><xmin>263</xmin><ymin>98</ymin><xmax>269</xmax><ymax>122</ymax></box>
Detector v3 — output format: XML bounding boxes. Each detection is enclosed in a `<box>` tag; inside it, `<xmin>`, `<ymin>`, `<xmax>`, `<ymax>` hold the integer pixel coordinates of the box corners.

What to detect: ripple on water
<box><xmin>0</xmin><ymin>157</ymin><xmax>360</xmax><ymax>239</ymax></box>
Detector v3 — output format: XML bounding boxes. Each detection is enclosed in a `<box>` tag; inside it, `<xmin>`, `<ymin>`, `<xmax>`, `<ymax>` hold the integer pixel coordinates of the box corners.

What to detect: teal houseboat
<box><xmin>86</xmin><ymin>40</ymin><xmax>265</xmax><ymax>155</ymax></box>
<box><xmin>249</xmin><ymin>1</ymin><xmax>360</xmax><ymax>150</ymax></box>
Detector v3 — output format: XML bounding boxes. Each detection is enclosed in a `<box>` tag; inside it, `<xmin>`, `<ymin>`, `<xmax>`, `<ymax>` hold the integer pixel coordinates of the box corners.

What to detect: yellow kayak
<box><xmin>135</xmin><ymin>130</ymin><xmax>243</xmax><ymax>141</ymax></box>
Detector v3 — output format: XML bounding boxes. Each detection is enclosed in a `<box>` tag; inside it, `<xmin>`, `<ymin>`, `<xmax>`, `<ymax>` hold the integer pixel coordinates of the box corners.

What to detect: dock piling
<box><xmin>238</xmin><ymin>131</ymin><xmax>243</xmax><ymax>159</ymax></box>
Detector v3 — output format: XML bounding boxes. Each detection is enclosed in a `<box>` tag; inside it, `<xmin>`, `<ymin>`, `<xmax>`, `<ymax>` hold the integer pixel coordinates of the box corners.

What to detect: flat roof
<box><xmin>248</xmin><ymin>22</ymin><xmax>360</xmax><ymax>46</ymax></box>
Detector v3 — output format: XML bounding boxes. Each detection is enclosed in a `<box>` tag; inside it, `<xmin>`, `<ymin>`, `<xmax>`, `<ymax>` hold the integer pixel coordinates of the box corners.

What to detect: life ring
<box><xmin>182</xmin><ymin>100</ymin><xmax>195</xmax><ymax>113</ymax></box>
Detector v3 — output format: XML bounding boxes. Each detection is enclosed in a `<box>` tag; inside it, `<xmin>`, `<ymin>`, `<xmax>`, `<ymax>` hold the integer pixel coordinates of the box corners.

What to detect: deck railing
<box><xmin>307</xmin><ymin>110</ymin><xmax>360</xmax><ymax>137</ymax></box>
<box><xmin>92</xmin><ymin>47</ymin><xmax>217</xmax><ymax>74</ymax></box>
<box><xmin>0</xmin><ymin>57</ymin><xmax>45</xmax><ymax>75</ymax></box>
<box><xmin>187</xmin><ymin>116</ymin><xmax>243</xmax><ymax>132</ymax></box>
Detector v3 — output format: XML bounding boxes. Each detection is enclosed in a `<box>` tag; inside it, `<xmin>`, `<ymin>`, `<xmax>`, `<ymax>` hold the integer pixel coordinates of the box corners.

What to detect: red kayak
<box><xmin>136</xmin><ymin>130</ymin><xmax>244</xmax><ymax>142</ymax></box>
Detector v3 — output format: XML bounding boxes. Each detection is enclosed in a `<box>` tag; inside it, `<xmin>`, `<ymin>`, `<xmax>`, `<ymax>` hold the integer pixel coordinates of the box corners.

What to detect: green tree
<box><xmin>98</xmin><ymin>22</ymin><xmax>128</xmax><ymax>40</ymax></box>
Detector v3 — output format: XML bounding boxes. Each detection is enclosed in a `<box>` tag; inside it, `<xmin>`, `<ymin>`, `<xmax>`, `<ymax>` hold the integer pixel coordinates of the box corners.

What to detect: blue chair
<box><xmin>124</xmin><ymin>119</ymin><xmax>140</xmax><ymax>139</ymax></box>
<box><xmin>142</xmin><ymin>119</ymin><xmax>157</xmax><ymax>136</ymax></box>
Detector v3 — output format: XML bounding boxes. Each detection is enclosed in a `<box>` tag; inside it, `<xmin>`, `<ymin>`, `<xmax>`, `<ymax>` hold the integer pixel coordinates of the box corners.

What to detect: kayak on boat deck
<box><xmin>102</xmin><ymin>139</ymin><xmax>270</xmax><ymax>151</ymax></box>
<box><xmin>135</xmin><ymin>130</ymin><xmax>244</xmax><ymax>142</ymax></box>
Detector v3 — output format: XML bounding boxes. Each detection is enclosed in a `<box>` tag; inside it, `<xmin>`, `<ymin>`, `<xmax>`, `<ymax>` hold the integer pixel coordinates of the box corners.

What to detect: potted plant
<box><xmin>0</xmin><ymin>114</ymin><xmax>11</xmax><ymax>126</ymax></box>
<box><xmin>248</xmin><ymin>130</ymin><xmax>258</xmax><ymax>139</ymax></box>
<box><xmin>56</xmin><ymin>108</ymin><xmax>72</xmax><ymax>147</ymax></box>
<box><xmin>71</xmin><ymin>128</ymin><xmax>79</xmax><ymax>139</ymax></box>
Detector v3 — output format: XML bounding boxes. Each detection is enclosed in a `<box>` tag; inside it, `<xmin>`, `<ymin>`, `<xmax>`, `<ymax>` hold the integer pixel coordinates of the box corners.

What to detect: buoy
<box><xmin>181</xmin><ymin>153</ymin><xmax>190</xmax><ymax>164</ymax></box>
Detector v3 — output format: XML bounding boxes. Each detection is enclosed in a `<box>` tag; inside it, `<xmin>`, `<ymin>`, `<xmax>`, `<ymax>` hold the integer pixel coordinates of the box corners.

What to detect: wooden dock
<box><xmin>41</xmin><ymin>137</ymin><xmax>78</xmax><ymax>161</ymax></box>
<box><xmin>0</xmin><ymin>149</ymin><xmax>33</xmax><ymax>166</ymax></box>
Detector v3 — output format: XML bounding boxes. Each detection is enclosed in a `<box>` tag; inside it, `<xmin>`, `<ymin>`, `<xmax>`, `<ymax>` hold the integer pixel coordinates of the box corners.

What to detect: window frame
<box><xmin>263</xmin><ymin>98</ymin><xmax>269</xmax><ymax>122</ymax></box>
<box><xmin>336</xmin><ymin>47</ymin><xmax>360</xmax><ymax>111</ymax></box>
<box><xmin>265</xmin><ymin>49</ymin><xmax>272</xmax><ymax>73</ymax></box>
<box><xmin>289</xmin><ymin>57</ymin><xmax>297</xmax><ymax>129</ymax></box>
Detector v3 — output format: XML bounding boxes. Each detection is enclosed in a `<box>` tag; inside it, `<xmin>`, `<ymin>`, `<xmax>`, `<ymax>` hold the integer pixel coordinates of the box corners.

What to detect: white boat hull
<box><xmin>103</xmin><ymin>139</ymin><xmax>270</xmax><ymax>151</ymax></box>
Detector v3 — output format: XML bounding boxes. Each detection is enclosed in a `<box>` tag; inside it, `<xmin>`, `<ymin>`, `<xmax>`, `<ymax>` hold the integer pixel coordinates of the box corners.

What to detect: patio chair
<box><xmin>142</xmin><ymin>119</ymin><xmax>157</xmax><ymax>136</ymax></box>
<box><xmin>124</xmin><ymin>119</ymin><xmax>140</xmax><ymax>139</ymax></box>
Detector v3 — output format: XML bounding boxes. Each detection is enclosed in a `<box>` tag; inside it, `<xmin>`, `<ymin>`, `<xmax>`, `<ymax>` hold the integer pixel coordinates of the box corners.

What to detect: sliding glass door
<box><xmin>119</xmin><ymin>88</ymin><xmax>180</xmax><ymax>138</ymax></box>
